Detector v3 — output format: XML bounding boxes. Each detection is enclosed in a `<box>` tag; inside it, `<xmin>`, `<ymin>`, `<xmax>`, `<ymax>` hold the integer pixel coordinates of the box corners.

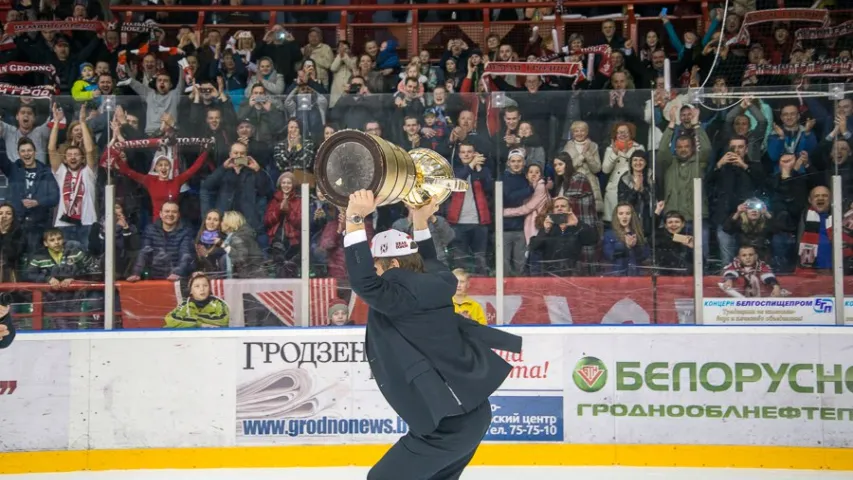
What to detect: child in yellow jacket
<box><xmin>452</xmin><ymin>268</ymin><xmax>487</xmax><ymax>325</ymax></box>
<box><xmin>71</xmin><ymin>62</ymin><xmax>99</xmax><ymax>103</ymax></box>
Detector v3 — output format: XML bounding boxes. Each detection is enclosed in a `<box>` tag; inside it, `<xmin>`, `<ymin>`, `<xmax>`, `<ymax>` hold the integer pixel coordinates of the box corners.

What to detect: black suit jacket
<box><xmin>0</xmin><ymin>313</ymin><xmax>15</xmax><ymax>349</ymax></box>
<box><xmin>344</xmin><ymin>230</ymin><xmax>522</xmax><ymax>435</ymax></box>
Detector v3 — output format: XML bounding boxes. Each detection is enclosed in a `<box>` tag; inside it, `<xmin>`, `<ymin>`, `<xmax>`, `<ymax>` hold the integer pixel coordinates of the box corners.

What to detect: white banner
<box><xmin>702</xmin><ymin>297</ymin><xmax>837</xmax><ymax>325</ymax></box>
<box><xmin>0</xmin><ymin>340</ymin><xmax>72</xmax><ymax>451</ymax></box>
<box><xmin>564</xmin><ymin>332</ymin><xmax>853</xmax><ymax>447</ymax></box>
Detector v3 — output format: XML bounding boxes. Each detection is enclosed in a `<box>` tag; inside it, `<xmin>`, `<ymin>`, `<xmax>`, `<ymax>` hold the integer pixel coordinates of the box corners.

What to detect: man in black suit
<box><xmin>343</xmin><ymin>189</ymin><xmax>522</xmax><ymax>480</ymax></box>
<box><xmin>0</xmin><ymin>304</ymin><xmax>15</xmax><ymax>349</ymax></box>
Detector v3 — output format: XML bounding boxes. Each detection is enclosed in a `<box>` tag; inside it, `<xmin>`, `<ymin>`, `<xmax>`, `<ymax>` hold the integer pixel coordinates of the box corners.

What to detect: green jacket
<box><xmin>164</xmin><ymin>296</ymin><xmax>230</xmax><ymax>328</ymax></box>
<box><xmin>658</xmin><ymin>127</ymin><xmax>711</xmax><ymax>221</ymax></box>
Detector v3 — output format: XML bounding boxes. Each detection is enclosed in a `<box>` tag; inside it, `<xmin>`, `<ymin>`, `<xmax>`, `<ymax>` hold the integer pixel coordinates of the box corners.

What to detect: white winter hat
<box><xmin>370</xmin><ymin>229</ymin><xmax>418</xmax><ymax>258</ymax></box>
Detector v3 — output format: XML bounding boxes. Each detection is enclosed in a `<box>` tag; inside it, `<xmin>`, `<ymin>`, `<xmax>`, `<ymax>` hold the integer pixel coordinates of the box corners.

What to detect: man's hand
<box><xmin>48</xmin><ymin>277</ymin><xmax>60</xmax><ymax>289</ymax></box>
<box><xmin>411</xmin><ymin>196</ymin><xmax>439</xmax><ymax>231</ymax></box>
<box><xmin>346</xmin><ymin>190</ymin><xmax>379</xmax><ymax>218</ymax></box>
<box><xmin>21</xmin><ymin>199</ymin><xmax>38</xmax><ymax>208</ymax></box>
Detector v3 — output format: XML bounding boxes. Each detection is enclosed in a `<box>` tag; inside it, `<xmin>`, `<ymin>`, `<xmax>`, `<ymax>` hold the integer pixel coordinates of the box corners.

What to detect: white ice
<box><xmin>2</xmin><ymin>467</ymin><xmax>852</xmax><ymax>479</ymax></box>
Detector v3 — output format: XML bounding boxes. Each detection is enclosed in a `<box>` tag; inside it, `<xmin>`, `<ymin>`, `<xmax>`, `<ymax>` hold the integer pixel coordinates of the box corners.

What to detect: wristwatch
<box><xmin>347</xmin><ymin>214</ymin><xmax>364</xmax><ymax>225</ymax></box>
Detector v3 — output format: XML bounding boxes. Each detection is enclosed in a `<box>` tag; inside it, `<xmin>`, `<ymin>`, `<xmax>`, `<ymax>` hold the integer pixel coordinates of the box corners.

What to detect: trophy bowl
<box><xmin>314</xmin><ymin>130</ymin><xmax>467</xmax><ymax>209</ymax></box>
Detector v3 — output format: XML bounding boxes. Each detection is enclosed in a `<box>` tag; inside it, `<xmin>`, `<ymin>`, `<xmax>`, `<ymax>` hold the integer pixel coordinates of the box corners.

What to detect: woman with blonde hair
<box><xmin>602</xmin><ymin>202</ymin><xmax>649</xmax><ymax>276</ymax></box>
<box><xmin>221</xmin><ymin>211</ymin><xmax>266</xmax><ymax>279</ymax></box>
<box><xmin>562</xmin><ymin>120</ymin><xmax>602</xmax><ymax>212</ymax></box>
<box><xmin>601</xmin><ymin>121</ymin><xmax>645</xmax><ymax>223</ymax></box>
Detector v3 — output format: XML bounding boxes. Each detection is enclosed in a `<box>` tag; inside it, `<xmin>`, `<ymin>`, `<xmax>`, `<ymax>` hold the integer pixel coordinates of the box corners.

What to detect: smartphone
<box><xmin>660</xmin><ymin>7</ymin><xmax>668</xmax><ymax>16</ymax></box>
<box><xmin>747</xmin><ymin>200</ymin><xmax>764</xmax><ymax>210</ymax></box>
<box><xmin>234</xmin><ymin>156</ymin><xmax>249</xmax><ymax>167</ymax></box>
<box><xmin>673</xmin><ymin>233</ymin><xmax>690</xmax><ymax>243</ymax></box>
<box><xmin>255</xmin><ymin>95</ymin><xmax>268</xmax><ymax>103</ymax></box>
<box><xmin>550</xmin><ymin>213</ymin><xmax>569</xmax><ymax>224</ymax></box>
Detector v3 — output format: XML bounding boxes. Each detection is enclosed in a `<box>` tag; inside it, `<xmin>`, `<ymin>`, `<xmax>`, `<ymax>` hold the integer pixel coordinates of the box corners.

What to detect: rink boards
<box><xmin>1</xmin><ymin>326</ymin><xmax>853</xmax><ymax>474</ymax></box>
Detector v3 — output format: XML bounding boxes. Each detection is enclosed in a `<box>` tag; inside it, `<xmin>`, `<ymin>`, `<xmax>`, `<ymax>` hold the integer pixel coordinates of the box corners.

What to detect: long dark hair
<box><xmin>551</xmin><ymin>152</ymin><xmax>576</xmax><ymax>197</ymax></box>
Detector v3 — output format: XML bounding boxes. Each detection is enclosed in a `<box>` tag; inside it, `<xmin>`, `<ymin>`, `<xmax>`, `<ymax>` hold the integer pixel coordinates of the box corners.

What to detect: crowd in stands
<box><xmin>0</xmin><ymin>0</ymin><xmax>850</xmax><ymax>328</ymax></box>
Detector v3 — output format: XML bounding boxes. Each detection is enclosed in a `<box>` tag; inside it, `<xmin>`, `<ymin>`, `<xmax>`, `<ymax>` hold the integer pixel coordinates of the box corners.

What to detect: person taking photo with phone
<box><xmin>528</xmin><ymin>196</ymin><xmax>597</xmax><ymax>276</ymax></box>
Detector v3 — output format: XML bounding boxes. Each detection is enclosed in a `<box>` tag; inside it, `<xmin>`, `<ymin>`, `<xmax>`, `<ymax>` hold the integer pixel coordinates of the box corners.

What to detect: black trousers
<box><xmin>368</xmin><ymin>401</ymin><xmax>492</xmax><ymax>480</ymax></box>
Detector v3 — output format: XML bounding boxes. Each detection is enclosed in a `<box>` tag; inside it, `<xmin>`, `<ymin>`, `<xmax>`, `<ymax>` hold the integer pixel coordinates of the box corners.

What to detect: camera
<box><xmin>747</xmin><ymin>200</ymin><xmax>764</xmax><ymax>210</ymax></box>
<box><xmin>201</xmin><ymin>87</ymin><xmax>213</xmax><ymax>94</ymax></box>
<box><xmin>349</xmin><ymin>84</ymin><xmax>362</xmax><ymax>94</ymax></box>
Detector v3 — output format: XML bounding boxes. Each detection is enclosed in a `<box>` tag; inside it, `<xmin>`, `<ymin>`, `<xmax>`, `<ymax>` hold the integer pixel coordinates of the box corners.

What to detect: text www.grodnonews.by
<box><xmin>242</xmin><ymin>416</ymin><xmax>409</xmax><ymax>437</ymax></box>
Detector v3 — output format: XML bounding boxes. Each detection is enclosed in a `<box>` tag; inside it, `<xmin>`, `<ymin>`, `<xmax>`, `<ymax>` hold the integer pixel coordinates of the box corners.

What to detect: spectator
<box><xmin>49</xmin><ymin>117</ymin><xmax>99</xmax><ymax>251</ymax></box>
<box><xmin>86</xmin><ymin>203</ymin><xmax>141</xmax><ymax>280</ymax></box>
<box><xmin>302</xmin><ymin>27</ymin><xmax>334</xmax><ymax>89</ymax></box>
<box><xmin>165</xmin><ymin>272</ymin><xmax>230</xmax><ymax>328</ymax></box>
<box><xmin>329</xmin><ymin>41</ymin><xmax>357</xmax><ymax>107</ymax></box>
<box><xmin>391</xmin><ymin>205</ymin><xmax>455</xmax><ymax>267</ymax></box>
<box><xmin>127</xmin><ymin>69</ymin><xmax>186</xmax><ymax>136</ymax></box>
<box><xmin>602</xmin><ymin>122</ymin><xmax>645</xmax><ymax>223</ymax></box>
<box><xmin>238</xmin><ymin>83</ymin><xmax>287</xmax><ymax>144</ymax></box>
<box><xmin>272</xmin><ymin>119</ymin><xmax>316</xmax><ymax>186</ymax></box>
<box><xmin>110</xmin><ymin>146</ymin><xmax>209</xmax><ymax>222</ymax></box>
<box><xmin>602</xmin><ymin>202</ymin><xmax>649</xmax><ymax>276</ymax></box>
<box><xmin>654</xmin><ymin>207</ymin><xmax>694</xmax><ymax>276</ymax></box>
<box><xmin>253</xmin><ymin>26</ymin><xmax>302</xmax><ymax>85</ymax></box>
<box><xmin>0</xmin><ymin>138</ymin><xmax>59</xmax><ymax>254</ymax></box>
<box><xmin>562</xmin><ymin>121</ymin><xmax>603</xmax><ymax>213</ymax></box>
<box><xmin>617</xmin><ymin>150</ymin><xmax>654</xmax><ymax>236</ymax></box>
<box><xmin>128</xmin><ymin>201</ymin><xmax>195</xmax><ymax>282</ymax></box>
<box><xmin>797</xmin><ymin>186</ymin><xmax>832</xmax><ymax>272</ymax></box>
<box><xmin>202</xmin><ymin>142</ymin><xmax>272</xmax><ymax>237</ymax></box>
<box><xmin>503</xmin><ymin>162</ymin><xmax>549</xmax><ymax>274</ymax></box>
<box><xmin>327</xmin><ymin>298</ymin><xmax>351</xmax><ymax>326</ymax></box>
<box><xmin>767</xmin><ymin>153</ymin><xmax>809</xmax><ymax>273</ymax></box>
<box><xmin>707</xmin><ymin>135</ymin><xmax>764</xmax><ymax>265</ymax></box>
<box><xmin>0</xmin><ymin>204</ymin><xmax>25</xmax><ymax>282</ymax></box>
<box><xmin>265</xmin><ymin>172</ymin><xmax>301</xmax><ymax>278</ymax></box>
<box><xmin>722</xmin><ymin>245</ymin><xmax>782</xmax><ymax>297</ymax></box>
<box><xmin>768</xmin><ymin>104</ymin><xmax>818</xmax><ymax>173</ymax></box>
<box><xmin>445</xmin><ymin>142</ymin><xmax>493</xmax><ymax>274</ymax></box>
<box><xmin>26</xmin><ymin>229</ymin><xmax>87</xmax><ymax>330</ymax></box>
<box><xmin>451</xmin><ymin>268</ymin><xmax>487</xmax><ymax>325</ymax></box>
<box><xmin>195</xmin><ymin>209</ymin><xmax>227</xmax><ymax>275</ymax></box>
<box><xmin>1</xmin><ymin>104</ymin><xmax>52</xmax><ymax>165</ymax></box>
<box><xmin>529</xmin><ymin>197</ymin><xmax>598</xmax><ymax>276</ymax></box>
<box><xmin>659</xmin><ymin>131</ymin><xmax>709</xmax><ymax>227</ymax></box>
<box><xmin>221</xmin><ymin>210</ymin><xmax>266</xmax><ymax>279</ymax></box>
<box><xmin>723</xmin><ymin>199</ymin><xmax>773</xmax><ymax>261</ymax></box>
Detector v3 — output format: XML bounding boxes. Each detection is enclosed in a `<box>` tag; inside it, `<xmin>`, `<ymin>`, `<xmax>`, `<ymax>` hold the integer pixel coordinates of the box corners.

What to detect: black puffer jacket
<box><xmin>133</xmin><ymin>220</ymin><xmax>195</xmax><ymax>279</ymax></box>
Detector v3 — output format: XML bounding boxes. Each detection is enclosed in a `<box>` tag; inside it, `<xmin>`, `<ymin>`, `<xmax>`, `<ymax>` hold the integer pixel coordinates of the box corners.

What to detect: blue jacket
<box><xmin>502</xmin><ymin>170</ymin><xmax>532</xmax><ymax>232</ymax></box>
<box><xmin>133</xmin><ymin>220</ymin><xmax>195</xmax><ymax>279</ymax></box>
<box><xmin>0</xmin><ymin>153</ymin><xmax>59</xmax><ymax>228</ymax></box>
<box><xmin>602</xmin><ymin>229</ymin><xmax>649</xmax><ymax>276</ymax></box>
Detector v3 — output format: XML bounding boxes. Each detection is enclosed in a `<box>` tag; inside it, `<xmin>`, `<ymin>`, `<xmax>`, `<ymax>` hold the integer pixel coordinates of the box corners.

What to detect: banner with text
<box><xmin>235</xmin><ymin>333</ymin><xmax>563</xmax><ymax>445</ymax></box>
<box><xmin>564</xmin><ymin>332</ymin><xmax>853</xmax><ymax>447</ymax></box>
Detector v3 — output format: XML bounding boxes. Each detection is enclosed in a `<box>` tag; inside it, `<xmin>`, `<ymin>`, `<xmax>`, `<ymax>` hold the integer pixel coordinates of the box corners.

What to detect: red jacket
<box><xmin>109</xmin><ymin>148</ymin><xmax>208</xmax><ymax>221</ymax></box>
<box><xmin>264</xmin><ymin>190</ymin><xmax>301</xmax><ymax>244</ymax></box>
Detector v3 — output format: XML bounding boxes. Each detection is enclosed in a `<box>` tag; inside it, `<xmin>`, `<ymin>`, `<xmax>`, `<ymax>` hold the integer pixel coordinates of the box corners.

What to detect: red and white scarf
<box><xmin>722</xmin><ymin>257</ymin><xmax>775</xmax><ymax>297</ymax></box>
<box><xmin>62</xmin><ymin>167</ymin><xmax>86</xmax><ymax>222</ymax></box>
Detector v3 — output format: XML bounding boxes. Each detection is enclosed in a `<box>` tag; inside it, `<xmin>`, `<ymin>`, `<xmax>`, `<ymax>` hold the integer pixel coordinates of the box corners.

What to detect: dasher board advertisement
<box><xmin>235</xmin><ymin>333</ymin><xmax>564</xmax><ymax>445</ymax></box>
<box><xmin>564</xmin><ymin>332</ymin><xmax>853</xmax><ymax>447</ymax></box>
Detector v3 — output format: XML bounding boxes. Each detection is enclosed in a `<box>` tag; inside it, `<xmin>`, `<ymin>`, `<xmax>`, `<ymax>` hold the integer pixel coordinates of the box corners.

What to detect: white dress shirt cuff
<box><xmin>343</xmin><ymin>229</ymin><xmax>368</xmax><ymax>247</ymax></box>
<box><xmin>413</xmin><ymin>228</ymin><xmax>431</xmax><ymax>242</ymax></box>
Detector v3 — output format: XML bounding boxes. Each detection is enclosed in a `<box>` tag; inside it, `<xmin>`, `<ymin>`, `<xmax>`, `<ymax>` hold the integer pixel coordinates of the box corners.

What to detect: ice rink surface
<box><xmin>3</xmin><ymin>467</ymin><xmax>853</xmax><ymax>479</ymax></box>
